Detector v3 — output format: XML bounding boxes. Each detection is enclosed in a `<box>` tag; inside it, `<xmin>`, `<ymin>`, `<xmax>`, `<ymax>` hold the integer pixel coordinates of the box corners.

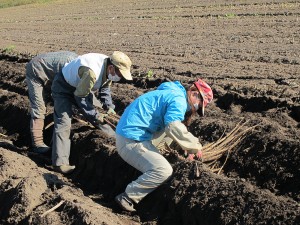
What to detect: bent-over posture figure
<box><xmin>115</xmin><ymin>79</ymin><xmax>213</xmax><ymax>212</ymax></box>
<box><xmin>51</xmin><ymin>51</ymin><xmax>132</xmax><ymax>174</ymax></box>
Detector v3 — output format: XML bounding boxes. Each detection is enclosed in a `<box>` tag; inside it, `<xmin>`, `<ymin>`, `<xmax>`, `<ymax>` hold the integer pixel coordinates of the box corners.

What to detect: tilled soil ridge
<box><xmin>0</xmin><ymin>147</ymin><xmax>138</xmax><ymax>225</ymax></box>
<box><xmin>0</xmin><ymin>52</ymin><xmax>299</xmax><ymax>224</ymax></box>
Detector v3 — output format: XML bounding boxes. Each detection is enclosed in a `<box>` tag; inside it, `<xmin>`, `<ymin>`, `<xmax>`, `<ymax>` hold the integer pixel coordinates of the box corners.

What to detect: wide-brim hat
<box><xmin>110</xmin><ymin>51</ymin><xmax>132</xmax><ymax>80</ymax></box>
<box><xmin>193</xmin><ymin>79</ymin><xmax>213</xmax><ymax>116</ymax></box>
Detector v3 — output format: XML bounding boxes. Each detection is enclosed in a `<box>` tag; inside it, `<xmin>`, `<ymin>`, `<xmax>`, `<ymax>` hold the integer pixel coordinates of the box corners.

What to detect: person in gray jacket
<box><xmin>26</xmin><ymin>51</ymin><xmax>78</xmax><ymax>153</ymax></box>
<box><xmin>51</xmin><ymin>51</ymin><xmax>132</xmax><ymax>174</ymax></box>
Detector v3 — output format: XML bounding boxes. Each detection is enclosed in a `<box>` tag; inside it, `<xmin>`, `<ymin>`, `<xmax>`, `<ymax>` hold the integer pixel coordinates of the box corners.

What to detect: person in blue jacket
<box><xmin>115</xmin><ymin>79</ymin><xmax>213</xmax><ymax>212</ymax></box>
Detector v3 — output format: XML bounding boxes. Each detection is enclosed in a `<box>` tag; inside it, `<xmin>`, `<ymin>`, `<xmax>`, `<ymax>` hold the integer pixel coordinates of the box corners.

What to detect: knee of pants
<box><xmin>31</xmin><ymin>110</ymin><xmax>46</xmax><ymax>119</ymax></box>
<box><xmin>157</xmin><ymin>164</ymin><xmax>173</xmax><ymax>182</ymax></box>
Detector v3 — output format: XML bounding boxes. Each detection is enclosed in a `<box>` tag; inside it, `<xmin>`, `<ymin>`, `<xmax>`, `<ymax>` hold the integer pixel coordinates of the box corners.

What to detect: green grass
<box><xmin>0</xmin><ymin>0</ymin><xmax>54</xmax><ymax>9</ymax></box>
<box><xmin>146</xmin><ymin>70</ymin><xmax>154</xmax><ymax>78</ymax></box>
<box><xmin>2</xmin><ymin>45</ymin><xmax>15</xmax><ymax>53</ymax></box>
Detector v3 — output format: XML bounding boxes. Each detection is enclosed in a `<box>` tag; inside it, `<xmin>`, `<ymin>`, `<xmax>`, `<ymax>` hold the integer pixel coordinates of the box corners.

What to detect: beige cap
<box><xmin>110</xmin><ymin>51</ymin><xmax>132</xmax><ymax>80</ymax></box>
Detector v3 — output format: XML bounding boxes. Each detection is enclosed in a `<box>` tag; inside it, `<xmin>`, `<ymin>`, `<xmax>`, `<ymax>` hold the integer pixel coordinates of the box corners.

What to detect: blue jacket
<box><xmin>116</xmin><ymin>81</ymin><xmax>188</xmax><ymax>141</ymax></box>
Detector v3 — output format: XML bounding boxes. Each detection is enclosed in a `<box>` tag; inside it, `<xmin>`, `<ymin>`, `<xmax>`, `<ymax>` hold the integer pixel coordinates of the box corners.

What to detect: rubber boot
<box><xmin>115</xmin><ymin>192</ymin><xmax>136</xmax><ymax>212</ymax></box>
<box><xmin>30</xmin><ymin>118</ymin><xmax>50</xmax><ymax>153</ymax></box>
<box><xmin>53</xmin><ymin>165</ymin><xmax>76</xmax><ymax>175</ymax></box>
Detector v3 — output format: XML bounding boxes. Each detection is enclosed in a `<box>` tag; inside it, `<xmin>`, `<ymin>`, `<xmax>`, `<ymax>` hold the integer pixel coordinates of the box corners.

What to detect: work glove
<box><xmin>185</xmin><ymin>150</ymin><xmax>203</xmax><ymax>161</ymax></box>
<box><xmin>95</xmin><ymin>113</ymin><xmax>107</xmax><ymax>124</ymax></box>
<box><xmin>195</xmin><ymin>150</ymin><xmax>203</xmax><ymax>160</ymax></box>
<box><xmin>107</xmin><ymin>108</ymin><xmax>116</xmax><ymax>115</ymax></box>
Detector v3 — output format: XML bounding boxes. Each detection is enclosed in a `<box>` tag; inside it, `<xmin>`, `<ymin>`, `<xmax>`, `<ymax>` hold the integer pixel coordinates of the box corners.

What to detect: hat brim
<box><xmin>196</xmin><ymin>104</ymin><xmax>205</xmax><ymax>116</ymax></box>
<box><xmin>201</xmin><ymin>104</ymin><xmax>205</xmax><ymax>116</ymax></box>
<box><xmin>199</xmin><ymin>91</ymin><xmax>205</xmax><ymax>116</ymax></box>
<box><xmin>119</xmin><ymin>68</ymin><xmax>132</xmax><ymax>80</ymax></box>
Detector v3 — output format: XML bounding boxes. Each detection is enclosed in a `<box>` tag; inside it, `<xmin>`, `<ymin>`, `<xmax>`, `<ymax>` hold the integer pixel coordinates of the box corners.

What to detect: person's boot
<box><xmin>115</xmin><ymin>192</ymin><xmax>136</xmax><ymax>212</ymax></box>
<box><xmin>30</xmin><ymin>118</ymin><xmax>50</xmax><ymax>153</ymax></box>
<box><xmin>53</xmin><ymin>165</ymin><xmax>76</xmax><ymax>174</ymax></box>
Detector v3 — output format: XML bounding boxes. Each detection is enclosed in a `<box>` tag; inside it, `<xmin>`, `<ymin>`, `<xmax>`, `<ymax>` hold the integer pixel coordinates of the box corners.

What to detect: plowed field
<box><xmin>0</xmin><ymin>0</ymin><xmax>299</xmax><ymax>224</ymax></box>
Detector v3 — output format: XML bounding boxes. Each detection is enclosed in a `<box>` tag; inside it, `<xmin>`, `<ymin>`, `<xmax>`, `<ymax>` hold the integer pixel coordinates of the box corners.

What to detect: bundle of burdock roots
<box><xmin>197</xmin><ymin>120</ymin><xmax>256</xmax><ymax>174</ymax></box>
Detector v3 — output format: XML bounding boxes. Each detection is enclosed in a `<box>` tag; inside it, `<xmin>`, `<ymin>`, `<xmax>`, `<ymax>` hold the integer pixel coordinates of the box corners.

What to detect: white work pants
<box><xmin>116</xmin><ymin>134</ymin><xmax>173</xmax><ymax>203</ymax></box>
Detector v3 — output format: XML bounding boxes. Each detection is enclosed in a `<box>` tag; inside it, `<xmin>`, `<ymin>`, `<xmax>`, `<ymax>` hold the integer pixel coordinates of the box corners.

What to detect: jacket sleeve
<box><xmin>74</xmin><ymin>66</ymin><xmax>100</xmax><ymax>126</ymax></box>
<box><xmin>165</xmin><ymin>121</ymin><xmax>202</xmax><ymax>154</ymax></box>
<box><xmin>98</xmin><ymin>80</ymin><xmax>115</xmax><ymax>110</ymax></box>
<box><xmin>164</xmin><ymin>95</ymin><xmax>186</xmax><ymax>126</ymax></box>
<box><xmin>74</xmin><ymin>93</ymin><xmax>101</xmax><ymax>127</ymax></box>
<box><xmin>74</xmin><ymin>66</ymin><xmax>96</xmax><ymax>97</ymax></box>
